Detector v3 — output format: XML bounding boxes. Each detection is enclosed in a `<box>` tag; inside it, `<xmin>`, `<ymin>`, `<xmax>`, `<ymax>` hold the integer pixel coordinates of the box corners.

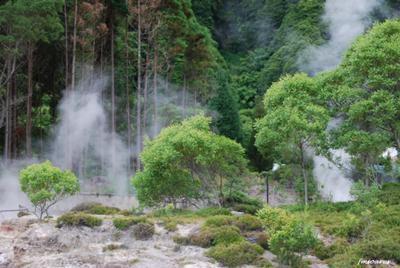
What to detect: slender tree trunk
<box><xmin>26</xmin><ymin>42</ymin><xmax>33</xmax><ymax>157</ymax></box>
<box><xmin>4</xmin><ymin>58</ymin><xmax>11</xmax><ymax>160</ymax></box>
<box><xmin>12</xmin><ymin>74</ymin><xmax>17</xmax><ymax>158</ymax></box>
<box><xmin>71</xmin><ymin>0</ymin><xmax>78</xmax><ymax>91</ymax></box>
<box><xmin>111</xmin><ymin>17</ymin><xmax>116</xmax><ymax>176</ymax></box>
<box><xmin>136</xmin><ymin>0</ymin><xmax>142</xmax><ymax>171</ymax></box>
<box><xmin>125</xmin><ymin>18</ymin><xmax>132</xmax><ymax>169</ymax></box>
<box><xmin>182</xmin><ymin>74</ymin><xmax>187</xmax><ymax>116</ymax></box>
<box><xmin>143</xmin><ymin>51</ymin><xmax>149</xmax><ymax>133</ymax></box>
<box><xmin>300</xmin><ymin>142</ymin><xmax>308</xmax><ymax>206</ymax></box>
<box><xmin>64</xmin><ymin>0</ymin><xmax>69</xmax><ymax>88</ymax></box>
<box><xmin>153</xmin><ymin>46</ymin><xmax>158</xmax><ymax>135</ymax></box>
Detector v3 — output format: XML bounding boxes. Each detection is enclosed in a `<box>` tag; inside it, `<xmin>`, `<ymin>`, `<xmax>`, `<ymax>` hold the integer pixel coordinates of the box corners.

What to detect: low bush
<box><xmin>270</xmin><ymin>220</ymin><xmax>317</xmax><ymax>266</ymax></box>
<box><xmin>132</xmin><ymin>222</ymin><xmax>155</xmax><ymax>240</ymax></box>
<box><xmin>56</xmin><ymin>212</ymin><xmax>102</xmax><ymax>228</ymax></box>
<box><xmin>204</xmin><ymin>215</ymin><xmax>235</xmax><ymax>227</ymax></box>
<box><xmin>256</xmin><ymin>206</ymin><xmax>293</xmax><ymax>234</ymax></box>
<box><xmin>113</xmin><ymin>216</ymin><xmax>148</xmax><ymax>230</ymax></box>
<box><xmin>71</xmin><ymin>202</ymin><xmax>121</xmax><ymax>215</ymax></box>
<box><xmin>333</xmin><ymin>213</ymin><xmax>367</xmax><ymax>239</ymax></box>
<box><xmin>223</xmin><ymin>191</ymin><xmax>263</xmax><ymax>212</ymax></box>
<box><xmin>313</xmin><ymin>238</ymin><xmax>349</xmax><ymax>260</ymax></box>
<box><xmin>234</xmin><ymin>214</ymin><xmax>263</xmax><ymax>231</ymax></box>
<box><xmin>379</xmin><ymin>182</ymin><xmax>400</xmax><ymax>206</ymax></box>
<box><xmin>207</xmin><ymin>241</ymin><xmax>264</xmax><ymax>267</ymax></box>
<box><xmin>189</xmin><ymin>226</ymin><xmax>243</xmax><ymax>247</ymax></box>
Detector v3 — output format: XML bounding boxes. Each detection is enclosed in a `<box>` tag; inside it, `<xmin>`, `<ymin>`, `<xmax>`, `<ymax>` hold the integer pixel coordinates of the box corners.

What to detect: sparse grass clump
<box><xmin>113</xmin><ymin>216</ymin><xmax>148</xmax><ymax>230</ymax></box>
<box><xmin>207</xmin><ymin>241</ymin><xmax>264</xmax><ymax>267</ymax></box>
<box><xmin>56</xmin><ymin>212</ymin><xmax>102</xmax><ymax>228</ymax></box>
<box><xmin>71</xmin><ymin>202</ymin><xmax>121</xmax><ymax>215</ymax></box>
<box><xmin>163</xmin><ymin>219</ymin><xmax>178</xmax><ymax>232</ymax></box>
<box><xmin>234</xmin><ymin>214</ymin><xmax>262</xmax><ymax>231</ymax></box>
<box><xmin>132</xmin><ymin>222</ymin><xmax>155</xmax><ymax>240</ymax></box>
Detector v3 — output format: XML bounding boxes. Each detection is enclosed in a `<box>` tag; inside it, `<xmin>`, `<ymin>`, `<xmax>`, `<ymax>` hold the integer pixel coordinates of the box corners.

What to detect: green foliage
<box><xmin>19</xmin><ymin>161</ymin><xmax>80</xmax><ymax>219</ymax></box>
<box><xmin>256</xmin><ymin>206</ymin><xmax>293</xmax><ymax>234</ymax></box>
<box><xmin>379</xmin><ymin>182</ymin><xmax>400</xmax><ymax>205</ymax></box>
<box><xmin>56</xmin><ymin>212</ymin><xmax>102</xmax><ymax>228</ymax></box>
<box><xmin>350</xmin><ymin>181</ymin><xmax>381</xmax><ymax>208</ymax></box>
<box><xmin>132</xmin><ymin>115</ymin><xmax>248</xmax><ymax>207</ymax></box>
<box><xmin>256</xmin><ymin>73</ymin><xmax>329</xmax><ymax>204</ymax></box>
<box><xmin>270</xmin><ymin>220</ymin><xmax>317</xmax><ymax>266</ymax></box>
<box><xmin>207</xmin><ymin>241</ymin><xmax>264</xmax><ymax>267</ymax></box>
<box><xmin>132</xmin><ymin>222</ymin><xmax>155</xmax><ymax>240</ymax></box>
<box><xmin>113</xmin><ymin>216</ymin><xmax>148</xmax><ymax>230</ymax></box>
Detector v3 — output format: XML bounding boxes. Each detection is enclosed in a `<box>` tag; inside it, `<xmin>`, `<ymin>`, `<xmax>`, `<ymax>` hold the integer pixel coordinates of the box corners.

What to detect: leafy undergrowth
<box><xmin>284</xmin><ymin>183</ymin><xmax>400</xmax><ymax>267</ymax></box>
<box><xmin>174</xmin><ymin>214</ymin><xmax>269</xmax><ymax>267</ymax></box>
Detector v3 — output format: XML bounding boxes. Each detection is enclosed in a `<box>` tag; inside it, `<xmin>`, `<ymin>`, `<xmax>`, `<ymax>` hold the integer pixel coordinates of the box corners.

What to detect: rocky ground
<box><xmin>0</xmin><ymin>215</ymin><xmax>331</xmax><ymax>268</ymax></box>
<box><xmin>0</xmin><ymin>217</ymin><xmax>218</xmax><ymax>268</ymax></box>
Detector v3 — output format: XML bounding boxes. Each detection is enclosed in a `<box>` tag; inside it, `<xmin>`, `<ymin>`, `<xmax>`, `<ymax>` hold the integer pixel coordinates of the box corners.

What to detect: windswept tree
<box><xmin>132</xmin><ymin>115</ymin><xmax>248</xmax><ymax>207</ymax></box>
<box><xmin>255</xmin><ymin>73</ymin><xmax>329</xmax><ymax>205</ymax></box>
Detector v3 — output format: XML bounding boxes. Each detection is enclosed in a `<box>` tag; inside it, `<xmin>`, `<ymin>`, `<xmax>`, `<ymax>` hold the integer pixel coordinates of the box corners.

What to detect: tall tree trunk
<box><xmin>153</xmin><ymin>46</ymin><xmax>158</xmax><ymax>136</ymax></box>
<box><xmin>26</xmin><ymin>42</ymin><xmax>33</xmax><ymax>157</ymax></box>
<box><xmin>300</xmin><ymin>142</ymin><xmax>308</xmax><ymax>206</ymax></box>
<box><xmin>136</xmin><ymin>0</ymin><xmax>142</xmax><ymax>171</ymax></box>
<box><xmin>71</xmin><ymin>0</ymin><xmax>78</xmax><ymax>91</ymax></box>
<box><xmin>64</xmin><ymin>0</ymin><xmax>69</xmax><ymax>88</ymax></box>
<box><xmin>4</xmin><ymin>58</ymin><xmax>11</xmax><ymax>160</ymax></box>
<box><xmin>143</xmin><ymin>51</ymin><xmax>149</xmax><ymax>133</ymax></box>
<box><xmin>125</xmin><ymin>18</ymin><xmax>132</xmax><ymax>169</ymax></box>
<box><xmin>182</xmin><ymin>74</ymin><xmax>187</xmax><ymax>117</ymax></box>
<box><xmin>12</xmin><ymin>73</ymin><xmax>17</xmax><ymax>158</ymax></box>
<box><xmin>110</xmin><ymin>17</ymin><xmax>116</xmax><ymax>176</ymax></box>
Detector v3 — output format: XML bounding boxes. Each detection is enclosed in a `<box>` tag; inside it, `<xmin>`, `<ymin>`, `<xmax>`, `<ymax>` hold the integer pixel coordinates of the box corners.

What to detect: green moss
<box><xmin>204</xmin><ymin>215</ymin><xmax>235</xmax><ymax>227</ymax></box>
<box><xmin>56</xmin><ymin>212</ymin><xmax>102</xmax><ymax>228</ymax></box>
<box><xmin>188</xmin><ymin>226</ymin><xmax>243</xmax><ymax>247</ymax></box>
<box><xmin>132</xmin><ymin>222</ymin><xmax>155</xmax><ymax>240</ymax></box>
<box><xmin>113</xmin><ymin>216</ymin><xmax>148</xmax><ymax>230</ymax></box>
<box><xmin>234</xmin><ymin>215</ymin><xmax>263</xmax><ymax>231</ymax></box>
<box><xmin>207</xmin><ymin>241</ymin><xmax>264</xmax><ymax>267</ymax></box>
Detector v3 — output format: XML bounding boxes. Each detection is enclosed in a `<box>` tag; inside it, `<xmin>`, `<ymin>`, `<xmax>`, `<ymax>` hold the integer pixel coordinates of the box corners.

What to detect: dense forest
<box><xmin>0</xmin><ymin>0</ymin><xmax>400</xmax><ymax>267</ymax></box>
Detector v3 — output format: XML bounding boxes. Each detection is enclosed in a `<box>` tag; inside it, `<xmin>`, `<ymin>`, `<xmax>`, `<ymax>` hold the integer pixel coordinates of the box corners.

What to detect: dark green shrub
<box><xmin>234</xmin><ymin>215</ymin><xmax>263</xmax><ymax>231</ymax></box>
<box><xmin>379</xmin><ymin>183</ymin><xmax>400</xmax><ymax>205</ymax></box>
<box><xmin>56</xmin><ymin>212</ymin><xmax>102</xmax><ymax>228</ymax></box>
<box><xmin>233</xmin><ymin>204</ymin><xmax>260</xmax><ymax>215</ymax></box>
<box><xmin>256</xmin><ymin>206</ymin><xmax>293</xmax><ymax>234</ymax></box>
<box><xmin>71</xmin><ymin>202</ymin><xmax>121</xmax><ymax>215</ymax></box>
<box><xmin>207</xmin><ymin>241</ymin><xmax>264</xmax><ymax>267</ymax></box>
<box><xmin>113</xmin><ymin>216</ymin><xmax>148</xmax><ymax>230</ymax></box>
<box><xmin>132</xmin><ymin>222</ymin><xmax>155</xmax><ymax>240</ymax></box>
<box><xmin>189</xmin><ymin>227</ymin><xmax>215</xmax><ymax>247</ymax></box>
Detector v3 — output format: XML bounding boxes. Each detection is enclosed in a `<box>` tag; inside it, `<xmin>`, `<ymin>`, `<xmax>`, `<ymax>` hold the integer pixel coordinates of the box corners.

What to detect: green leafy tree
<box><xmin>20</xmin><ymin>161</ymin><xmax>80</xmax><ymax>219</ymax></box>
<box><xmin>132</xmin><ymin>115</ymin><xmax>248</xmax><ymax>207</ymax></box>
<box><xmin>325</xmin><ymin>20</ymin><xmax>400</xmax><ymax>185</ymax></box>
<box><xmin>255</xmin><ymin>73</ymin><xmax>329</xmax><ymax>205</ymax></box>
